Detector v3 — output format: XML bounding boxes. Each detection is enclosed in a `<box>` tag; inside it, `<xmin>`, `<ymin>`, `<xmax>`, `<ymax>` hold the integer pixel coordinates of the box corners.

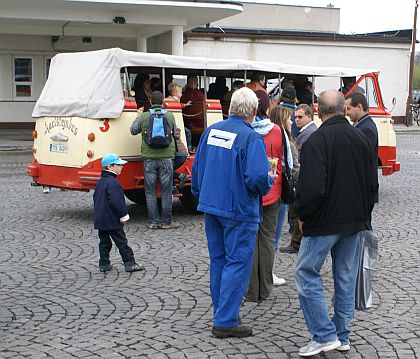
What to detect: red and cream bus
<box><xmin>27</xmin><ymin>48</ymin><xmax>400</xmax><ymax>209</ymax></box>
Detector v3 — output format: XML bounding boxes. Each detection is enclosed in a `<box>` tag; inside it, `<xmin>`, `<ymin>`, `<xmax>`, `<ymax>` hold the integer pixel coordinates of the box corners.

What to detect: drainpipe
<box><xmin>406</xmin><ymin>0</ymin><xmax>418</xmax><ymax>126</ymax></box>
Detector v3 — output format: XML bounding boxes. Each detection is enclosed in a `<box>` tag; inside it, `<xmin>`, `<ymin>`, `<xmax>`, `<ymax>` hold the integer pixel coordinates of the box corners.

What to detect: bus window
<box><xmin>365</xmin><ymin>76</ymin><xmax>379</xmax><ymax>108</ymax></box>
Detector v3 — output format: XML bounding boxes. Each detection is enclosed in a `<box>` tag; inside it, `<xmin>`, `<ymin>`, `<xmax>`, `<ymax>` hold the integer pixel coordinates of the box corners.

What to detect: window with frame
<box><xmin>13</xmin><ymin>57</ymin><xmax>33</xmax><ymax>99</ymax></box>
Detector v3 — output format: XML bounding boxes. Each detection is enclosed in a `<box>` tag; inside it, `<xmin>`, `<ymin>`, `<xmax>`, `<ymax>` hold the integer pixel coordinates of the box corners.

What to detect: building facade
<box><xmin>0</xmin><ymin>0</ymin><xmax>243</xmax><ymax>127</ymax></box>
<box><xmin>0</xmin><ymin>1</ymin><xmax>412</xmax><ymax>126</ymax></box>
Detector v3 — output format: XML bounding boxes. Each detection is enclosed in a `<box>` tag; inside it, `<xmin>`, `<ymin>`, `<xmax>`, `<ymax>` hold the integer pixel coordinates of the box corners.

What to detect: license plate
<box><xmin>50</xmin><ymin>143</ymin><xmax>69</xmax><ymax>153</ymax></box>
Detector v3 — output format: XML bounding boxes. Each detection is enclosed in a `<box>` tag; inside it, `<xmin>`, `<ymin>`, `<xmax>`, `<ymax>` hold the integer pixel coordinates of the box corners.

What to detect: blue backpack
<box><xmin>143</xmin><ymin>109</ymin><xmax>173</xmax><ymax>148</ymax></box>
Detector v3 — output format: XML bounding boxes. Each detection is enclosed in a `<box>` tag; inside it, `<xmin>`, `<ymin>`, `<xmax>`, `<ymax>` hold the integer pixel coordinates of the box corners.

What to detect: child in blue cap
<box><xmin>93</xmin><ymin>153</ymin><xmax>144</xmax><ymax>273</ymax></box>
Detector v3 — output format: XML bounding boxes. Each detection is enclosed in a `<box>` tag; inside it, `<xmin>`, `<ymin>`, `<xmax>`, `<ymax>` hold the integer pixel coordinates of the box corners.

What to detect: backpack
<box><xmin>143</xmin><ymin>108</ymin><xmax>173</xmax><ymax>148</ymax></box>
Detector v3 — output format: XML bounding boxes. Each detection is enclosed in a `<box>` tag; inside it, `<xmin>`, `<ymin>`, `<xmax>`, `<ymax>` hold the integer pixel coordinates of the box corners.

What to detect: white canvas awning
<box><xmin>33</xmin><ymin>48</ymin><xmax>378</xmax><ymax>119</ymax></box>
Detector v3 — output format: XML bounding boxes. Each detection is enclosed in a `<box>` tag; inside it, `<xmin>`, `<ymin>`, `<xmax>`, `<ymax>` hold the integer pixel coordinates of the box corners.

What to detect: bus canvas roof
<box><xmin>32</xmin><ymin>48</ymin><xmax>377</xmax><ymax>119</ymax></box>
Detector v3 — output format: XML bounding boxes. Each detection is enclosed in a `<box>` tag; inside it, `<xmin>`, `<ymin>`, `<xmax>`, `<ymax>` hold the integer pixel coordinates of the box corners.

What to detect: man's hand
<box><xmin>137</xmin><ymin>107</ymin><xmax>144</xmax><ymax>116</ymax></box>
<box><xmin>298</xmin><ymin>219</ymin><xmax>304</xmax><ymax>233</ymax></box>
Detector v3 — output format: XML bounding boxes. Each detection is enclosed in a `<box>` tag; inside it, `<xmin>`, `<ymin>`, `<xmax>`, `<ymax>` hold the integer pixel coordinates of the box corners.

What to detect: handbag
<box><xmin>280</xmin><ymin>127</ymin><xmax>296</xmax><ymax>204</ymax></box>
<box><xmin>355</xmin><ymin>230</ymin><xmax>378</xmax><ymax>310</ymax></box>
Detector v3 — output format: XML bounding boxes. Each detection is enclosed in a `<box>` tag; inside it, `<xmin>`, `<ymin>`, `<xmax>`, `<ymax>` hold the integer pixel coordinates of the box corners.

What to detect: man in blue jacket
<box><xmin>345</xmin><ymin>92</ymin><xmax>379</xmax><ymax>230</ymax></box>
<box><xmin>93</xmin><ymin>153</ymin><xmax>144</xmax><ymax>273</ymax></box>
<box><xmin>192</xmin><ymin>87</ymin><xmax>277</xmax><ymax>338</ymax></box>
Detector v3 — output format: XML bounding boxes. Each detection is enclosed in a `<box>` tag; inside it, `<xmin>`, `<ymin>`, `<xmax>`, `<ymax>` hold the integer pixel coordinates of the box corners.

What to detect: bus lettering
<box><xmin>44</xmin><ymin>117</ymin><xmax>78</xmax><ymax>136</ymax></box>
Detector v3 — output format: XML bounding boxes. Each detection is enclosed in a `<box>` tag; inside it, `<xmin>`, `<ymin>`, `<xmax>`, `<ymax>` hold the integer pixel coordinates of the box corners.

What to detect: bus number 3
<box><xmin>100</xmin><ymin>119</ymin><xmax>110</xmax><ymax>132</ymax></box>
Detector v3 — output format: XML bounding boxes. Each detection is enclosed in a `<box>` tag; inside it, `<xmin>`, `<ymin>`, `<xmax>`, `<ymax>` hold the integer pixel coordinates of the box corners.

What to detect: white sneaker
<box><xmin>272</xmin><ymin>273</ymin><xmax>286</xmax><ymax>286</ymax></box>
<box><xmin>337</xmin><ymin>341</ymin><xmax>350</xmax><ymax>351</ymax></box>
<box><xmin>299</xmin><ymin>339</ymin><xmax>341</xmax><ymax>357</ymax></box>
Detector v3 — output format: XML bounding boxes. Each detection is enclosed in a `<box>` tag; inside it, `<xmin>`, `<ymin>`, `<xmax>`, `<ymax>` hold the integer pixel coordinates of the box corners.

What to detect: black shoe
<box><xmin>212</xmin><ymin>325</ymin><xmax>253</xmax><ymax>338</ymax></box>
<box><xmin>99</xmin><ymin>264</ymin><xmax>112</xmax><ymax>272</ymax></box>
<box><xmin>125</xmin><ymin>263</ymin><xmax>145</xmax><ymax>272</ymax></box>
<box><xmin>243</xmin><ymin>296</ymin><xmax>261</xmax><ymax>304</ymax></box>
<box><xmin>279</xmin><ymin>244</ymin><xmax>299</xmax><ymax>254</ymax></box>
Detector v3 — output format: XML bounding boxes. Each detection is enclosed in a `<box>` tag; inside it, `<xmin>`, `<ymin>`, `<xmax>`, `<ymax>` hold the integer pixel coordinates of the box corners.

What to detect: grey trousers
<box><xmin>245</xmin><ymin>200</ymin><xmax>280</xmax><ymax>302</ymax></box>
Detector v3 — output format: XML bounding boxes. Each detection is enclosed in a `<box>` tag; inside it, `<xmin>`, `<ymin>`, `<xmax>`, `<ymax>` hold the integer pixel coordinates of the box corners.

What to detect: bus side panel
<box><xmin>29</xmin><ymin>108</ymin><xmax>190</xmax><ymax>190</ymax></box>
<box><xmin>84</xmin><ymin>112</ymin><xmax>140</xmax><ymax>160</ymax></box>
<box><xmin>378</xmin><ymin>146</ymin><xmax>400</xmax><ymax>175</ymax></box>
<box><xmin>206</xmin><ymin>101</ymin><xmax>223</xmax><ymax>128</ymax></box>
<box><xmin>372</xmin><ymin>116</ymin><xmax>400</xmax><ymax>175</ymax></box>
<box><xmin>34</xmin><ymin>117</ymin><xmax>85</xmax><ymax>168</ymax></box>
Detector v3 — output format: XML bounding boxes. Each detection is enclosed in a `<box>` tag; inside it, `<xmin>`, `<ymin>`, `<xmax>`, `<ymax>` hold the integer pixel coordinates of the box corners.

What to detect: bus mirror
<box><xmin>389</xmin><ymin>97</ymin><xmax>396</xmax><ymax>113</ymax></box>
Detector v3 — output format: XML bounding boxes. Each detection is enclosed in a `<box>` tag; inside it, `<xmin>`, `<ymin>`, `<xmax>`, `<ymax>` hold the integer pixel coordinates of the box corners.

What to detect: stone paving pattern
<box><xmin>0</xmin><ymin>132</ymin><xmax>419</xmax><ymax>358</ymax></box>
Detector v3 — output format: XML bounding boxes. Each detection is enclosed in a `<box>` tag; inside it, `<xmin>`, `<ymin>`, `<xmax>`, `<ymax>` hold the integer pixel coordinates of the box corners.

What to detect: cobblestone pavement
<box><xmin>0</xmin><ymin>132</ymin><xmax>419</xmax><ymax>359</ymax></box>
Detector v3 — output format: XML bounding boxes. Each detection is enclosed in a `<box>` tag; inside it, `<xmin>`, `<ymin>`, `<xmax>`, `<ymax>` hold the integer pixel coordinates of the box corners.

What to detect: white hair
<box><xmin>229</xmin><ymin>87</ymin><xmax>258</xmax><ymax>119</ymax></box>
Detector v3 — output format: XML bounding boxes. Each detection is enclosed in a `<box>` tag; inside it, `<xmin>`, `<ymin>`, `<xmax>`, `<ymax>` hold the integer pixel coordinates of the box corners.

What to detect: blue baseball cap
<box><xmin>101</xmin><ymin>153</ymin><xmax>127</xmax><ymax>167</ymax></box>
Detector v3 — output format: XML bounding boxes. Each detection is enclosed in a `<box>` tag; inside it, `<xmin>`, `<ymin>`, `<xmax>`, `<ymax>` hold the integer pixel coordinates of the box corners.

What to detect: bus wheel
<box><xmin>179</xmin><ymin>187</ymin><xmax>198</xmax><ymax>212</ymax></box>
<box><xmin>124</xmin><ymin>189</ymin><xmax>146</xmax><ymax>205</ymax></box>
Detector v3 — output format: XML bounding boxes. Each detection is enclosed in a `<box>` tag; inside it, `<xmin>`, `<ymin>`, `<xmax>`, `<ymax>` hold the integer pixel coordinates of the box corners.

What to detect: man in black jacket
<box><xmin>294</xmin><ymin>90</ymin><xmax>372</xmax><ymax>357</ymax></box>
<box><xmin>345</xmin><ymin>92</ymin><xmax>379</xmax><ymax>230</ymax></box>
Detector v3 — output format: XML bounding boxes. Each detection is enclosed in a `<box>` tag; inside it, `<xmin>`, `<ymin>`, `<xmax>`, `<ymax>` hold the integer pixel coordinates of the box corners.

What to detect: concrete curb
<box><xmin>0</xmin><ymin>146</ymin><xmax>32</xmax><ymax>152</ymax></box>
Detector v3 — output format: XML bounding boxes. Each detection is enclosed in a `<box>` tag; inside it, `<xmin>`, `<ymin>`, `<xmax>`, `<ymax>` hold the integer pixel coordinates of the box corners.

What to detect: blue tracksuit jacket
<box><xmin>191</xmin><ymin>115</ymin><xmax>273</xmax><ymax>223</ymax></box>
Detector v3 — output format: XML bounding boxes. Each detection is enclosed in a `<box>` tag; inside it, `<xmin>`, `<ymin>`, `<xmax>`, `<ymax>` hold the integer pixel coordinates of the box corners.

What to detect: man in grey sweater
<box><xmin>295</xmin><ymin>104</ymin><xmax>317</xmax><ymax>155</ymax></box>
<box><xmin>280</xmin><ymin>103</ymin><xmax>317</xmax><ymax>254</ymax></box>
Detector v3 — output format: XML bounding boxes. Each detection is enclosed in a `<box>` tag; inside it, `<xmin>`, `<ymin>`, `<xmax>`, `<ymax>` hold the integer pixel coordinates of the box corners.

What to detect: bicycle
<box><xmin>409</xmin><ymin>104</ymin><xmax>420</xmax><ymax>126</ymax></box>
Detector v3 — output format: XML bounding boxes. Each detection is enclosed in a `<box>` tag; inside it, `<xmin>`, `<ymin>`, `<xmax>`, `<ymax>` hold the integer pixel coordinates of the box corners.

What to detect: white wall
<box><xmin>184</xmin><ymin>37</ymin><xmax>410</xmax><ymax>117</ymax></box>
<box><xmin>213</xmin><ymin>4</ymin><xmax>339</xmax><ymax>33</ymax></box>
<box><xmin>0</xmin><ymin>32</ymin><xmax>410</xmax><ymax>124</ymax></box>
<box><xmin>0</xmin><ymin>34</ymin><xmax>137</xmax><ymax>54</ymax></box>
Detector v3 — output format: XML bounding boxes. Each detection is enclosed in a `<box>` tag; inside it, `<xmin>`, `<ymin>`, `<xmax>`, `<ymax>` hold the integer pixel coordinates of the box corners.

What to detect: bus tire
<box><xmin>124</xmin><ymin>189</ymin><xmax>146</xmax><ymax>205</ymax></box>
<box><xmin>179</xmin><ymin>187</ymin><xmax>199</xmax><ymax>212</ymax></box>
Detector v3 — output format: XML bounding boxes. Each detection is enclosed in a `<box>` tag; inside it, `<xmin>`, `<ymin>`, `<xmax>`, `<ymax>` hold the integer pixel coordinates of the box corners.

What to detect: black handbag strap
<box><xmin>281</xmin><ymin>127</ymin><xmax>291</xmax><ymax>178</ymax></box>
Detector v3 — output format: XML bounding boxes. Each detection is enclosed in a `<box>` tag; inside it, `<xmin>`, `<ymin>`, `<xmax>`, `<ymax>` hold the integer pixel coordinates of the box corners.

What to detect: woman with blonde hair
<box><xmin>269</xmin><ymin>106</ymin><xmax>300</xmax><ymax>286</ymax></box>
<box><xmin>245</xmin><ymin>90</ymin><xmax>283</xmax><ymax>303</ymax></box>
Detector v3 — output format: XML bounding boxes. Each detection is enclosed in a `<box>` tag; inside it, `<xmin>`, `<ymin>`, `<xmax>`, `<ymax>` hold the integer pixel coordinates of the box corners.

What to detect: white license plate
<box><xmin>50</xmin><ymin>143</ymin><xmax>69</xmax><ymax>153</ymax></box>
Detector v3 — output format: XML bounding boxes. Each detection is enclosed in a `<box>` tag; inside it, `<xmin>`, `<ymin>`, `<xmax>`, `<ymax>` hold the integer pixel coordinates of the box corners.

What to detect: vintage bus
<box><xmin>27</xmin><ymin>48</ymin><xmax>400</xmax><ymax>209</ymax></box>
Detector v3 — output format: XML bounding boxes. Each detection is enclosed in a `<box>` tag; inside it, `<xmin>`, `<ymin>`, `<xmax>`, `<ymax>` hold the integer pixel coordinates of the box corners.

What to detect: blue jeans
<box><xmin>274</xmin><ymin>201</ymin><xmax>288</xmax><ymax>252</ymax></box>
<box><xmin>144</xmin><ymin>159</ymin><xmax>173</xmax><ymax>225</ymax></box>
<box><xmin>295</xmin><ymin>232</ymin><xmax>361</xmax><ymax>344</ymax></box>
<box><xmin>204</xmin><ymin>213</ymin><xmax>258</xmax><ymax>328</ymax></box>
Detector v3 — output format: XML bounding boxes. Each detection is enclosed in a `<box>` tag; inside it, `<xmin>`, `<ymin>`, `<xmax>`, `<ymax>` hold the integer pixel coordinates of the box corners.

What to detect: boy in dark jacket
<box><xmin>93</xmin><ymin>153</ymin><xmax>144</xmax><ymax>273</ymax></box>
